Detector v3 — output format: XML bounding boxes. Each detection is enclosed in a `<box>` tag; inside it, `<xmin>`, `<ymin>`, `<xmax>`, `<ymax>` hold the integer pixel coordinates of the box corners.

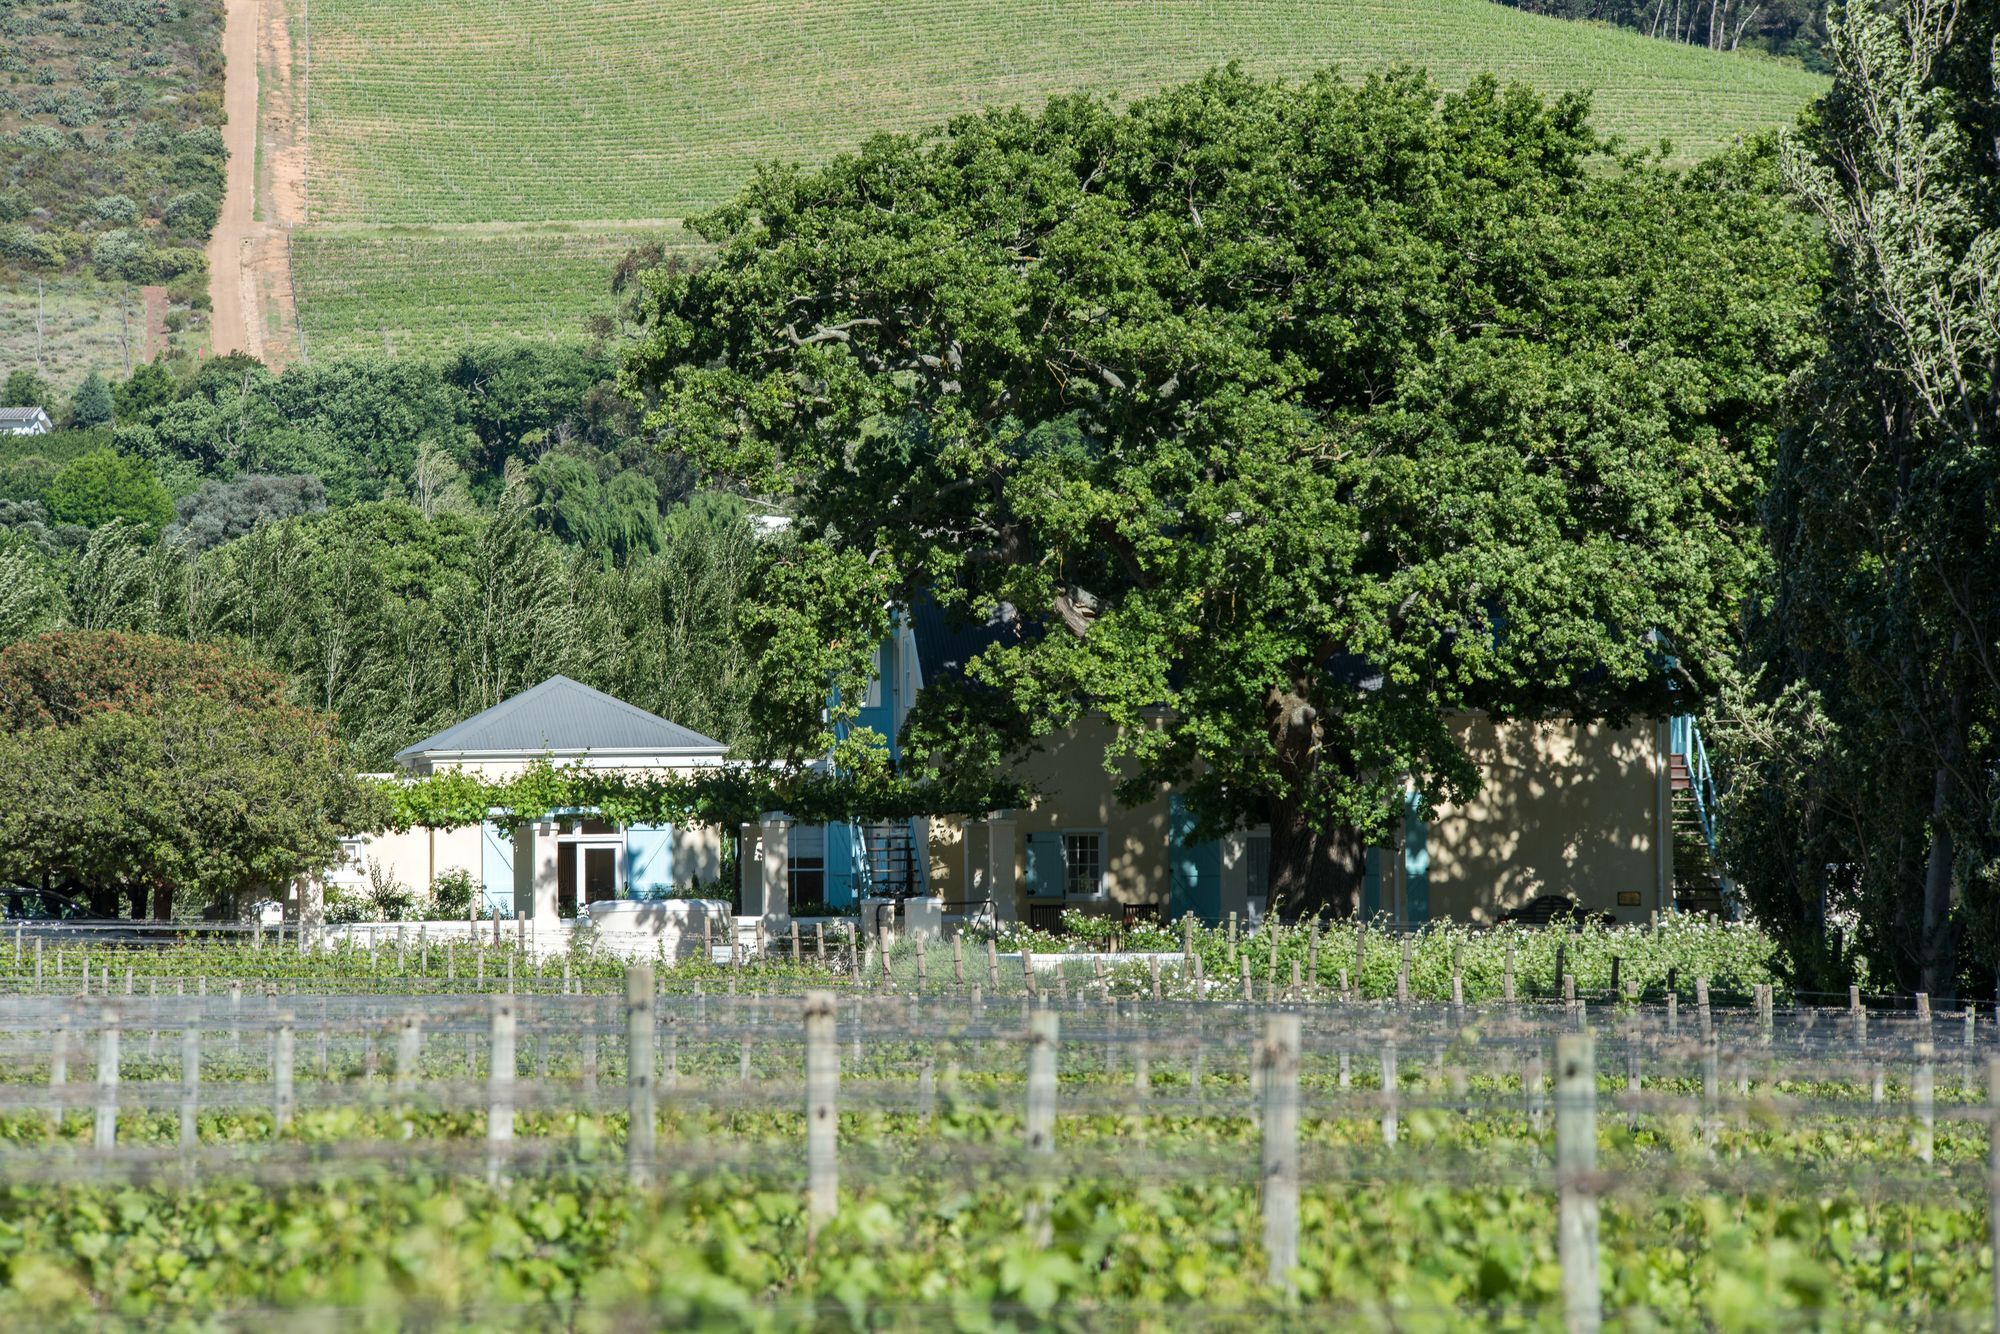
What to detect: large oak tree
<box><xmin>625</xmin><ymin>67</ymin><xmax>1821</xmax><ymax>917</ymax></box>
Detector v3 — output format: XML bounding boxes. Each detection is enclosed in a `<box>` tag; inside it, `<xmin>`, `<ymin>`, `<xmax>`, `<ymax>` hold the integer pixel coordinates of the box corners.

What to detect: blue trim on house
<box><xmin>479</xmin><ymin>821</ymin><xmax>515</xmax><ymax>917</ymax></box>
<box><xmin>1166</xmin><ymin>795</ymin><xmax>1223</xmax><ymax>922</ymax></box>
<box><xmin>1403</xmin><ymin>791</ymin><xmax>1430</xmax><ymax>924</ymax></box>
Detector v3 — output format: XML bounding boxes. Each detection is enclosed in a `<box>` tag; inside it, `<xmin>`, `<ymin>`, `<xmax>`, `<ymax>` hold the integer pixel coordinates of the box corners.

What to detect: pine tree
<box><xmin>68</xmin><ymin>370</ymin><xmax>114</xmax><ymax>428</ymax></box>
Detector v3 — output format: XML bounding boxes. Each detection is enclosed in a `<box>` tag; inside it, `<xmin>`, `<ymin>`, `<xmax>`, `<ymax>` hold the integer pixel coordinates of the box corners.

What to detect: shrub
<box><xmin>365</xmin><ymin>861</ymin><xmax>418</xmax><ymax>921</ymax></box>
<box><xmin>42</xmin><ymin>448</ymin><xmax>172</xmax><ymax>537</ymax></box>
<box><xmin>162</xmin><ymin>189</ymin><xmax>218</xmax><ymax>238</ymax></box>
<box><xmin>428</xmin><ymin>867</ymin><xmax>477</xmax><ymax>919</ymax></box>
<box><xmin>91</xmin><ymin>194</ymin><xmax>138</xmax><ymax>224</ymax></box>
<box><xmin>168</xmin><ymin>473</ymin><xmax>327</xmax><ymax>550</ymax></box>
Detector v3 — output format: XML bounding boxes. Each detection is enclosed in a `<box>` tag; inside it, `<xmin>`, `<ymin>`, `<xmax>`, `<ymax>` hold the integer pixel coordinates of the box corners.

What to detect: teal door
<box><xmin>1167</xmin><ymin>795</ymin><xmax>1222</xmax><ymax>923</ymax></box>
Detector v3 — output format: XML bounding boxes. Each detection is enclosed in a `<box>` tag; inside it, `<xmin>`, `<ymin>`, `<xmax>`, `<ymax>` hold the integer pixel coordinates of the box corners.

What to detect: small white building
<box><xmin>347</xmin><ymin>675</ymin><xmax>732</xmax><ymax>922</ymax></box>
<box><xmin>0</xmin><ymin>406</ymin><xmax>52</xmax><ymax>436</ymax></box>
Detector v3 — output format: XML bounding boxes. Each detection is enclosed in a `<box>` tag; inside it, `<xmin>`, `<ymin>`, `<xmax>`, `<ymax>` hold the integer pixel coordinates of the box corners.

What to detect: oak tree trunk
<box><xmin>1266</xmin><ymin>797</ymin><xmax>1366</xmax><ymax>921</ymax></box>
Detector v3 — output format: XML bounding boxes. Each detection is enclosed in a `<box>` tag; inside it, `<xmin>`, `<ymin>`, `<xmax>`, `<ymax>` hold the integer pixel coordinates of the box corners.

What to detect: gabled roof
<box><xmin>394</xmin><ymin>676</ymin><xmax>727</xmax><ymax>764</ymax></box>
<box><xmin>0</xmin><ymin>406</ymin><xmax>49</xmax><ymax>423</ymax></box>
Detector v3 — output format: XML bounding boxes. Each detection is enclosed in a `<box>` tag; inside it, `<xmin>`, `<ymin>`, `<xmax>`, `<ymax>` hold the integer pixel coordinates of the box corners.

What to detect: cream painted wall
<box><xmin>1425</xmin><ymin>716</ymin><xmax>1665</xmax><ymax>925</ymax></box>
<box><xmin>925</xmin><ymin>713</ymin><xmax>1665</xmax><ymax>925</ymax></box>
<box><xmin>340</xmin><ymin>825</ymin><xmax>482</xmax><ymax>898</ymax></box>
<box><xmin>928</xmin><ymin>717</ymin><xmax>1175</xmax><ymax>914</ymax></box>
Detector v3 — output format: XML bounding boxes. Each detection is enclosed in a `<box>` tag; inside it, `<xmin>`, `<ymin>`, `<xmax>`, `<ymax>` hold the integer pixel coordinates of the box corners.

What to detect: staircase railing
<box><xmin>1669</xmin><ymin>715</ymin><xmax>1719</xmax><ymax>855</ymax></box>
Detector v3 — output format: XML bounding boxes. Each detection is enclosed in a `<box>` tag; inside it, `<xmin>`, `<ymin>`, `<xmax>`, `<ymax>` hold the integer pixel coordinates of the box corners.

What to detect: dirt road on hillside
<box><xmin>209</xmin><ymin>0</ymin><xmax>306</xmax><ymax>365</ymax></box>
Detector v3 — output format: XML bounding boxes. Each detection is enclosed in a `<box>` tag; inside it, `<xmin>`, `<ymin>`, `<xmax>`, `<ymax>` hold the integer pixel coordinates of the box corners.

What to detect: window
<box><xmin>1062</xmin><ymin>832</ymin><xmax>1104</xmax><ymax>898</ymax></box>
<box><xmin>1245</xmin><ymin>832</ymin><xmax>1270</xmax><ymax>908</ymax></box>
<box><xmin>789</xmin><ymin>824</ymin><xmax>827</xmax><ymax>906</ymax></box>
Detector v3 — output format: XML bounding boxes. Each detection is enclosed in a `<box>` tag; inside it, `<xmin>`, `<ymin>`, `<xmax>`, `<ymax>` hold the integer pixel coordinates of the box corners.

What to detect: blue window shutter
<box><xmin>826</xmin><ymin>822</ymin><xmax>857</xmax><ymax>906</ymax></box>
<box><xmin>624</xmin><ymin>825</ymin><xmax>674</xmax><ymax>900</ymax></box>
<box><xmin>1025</xmin><ymin>832</ymin><xmax>1064</xmax><ymax>897</ymax></box>
<box><xmin>480</xmin><ymin>822</ymin><xmax>515</xmax><ymax>916</ymax></box>
<box><xmin>1402</xmin><ymin>791</ymin><xmax>1429</xmax><ymax>924</ymax></box>
<box><xmin>1167</xmin><ymin>795</ymin><xmax>1222</xmax><ymax>922</ymax></box>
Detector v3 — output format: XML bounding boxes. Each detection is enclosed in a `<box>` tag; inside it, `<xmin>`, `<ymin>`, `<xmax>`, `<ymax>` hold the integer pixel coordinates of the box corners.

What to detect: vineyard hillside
<box><xmin>304</xmin><ymin>0</ymin><xmax>1826</xmax><ymax>224</ymax></box>
<box><xmin>287</xmin><ymin>0</ymin><xmax>1828</xmax><ymax>357</ymax></box>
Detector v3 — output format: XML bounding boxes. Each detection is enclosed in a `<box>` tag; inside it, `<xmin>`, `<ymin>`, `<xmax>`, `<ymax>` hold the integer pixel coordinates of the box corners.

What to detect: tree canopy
<box><xmin>42</xmin><ymin>448</ymin><xmax>173</xmax><ymax>537</ymax></box>
<box><xmin>68</xmin><ymin>371</ymin><xmax>114</xmax><ymax>429</ymax></box>
<box><xmin>0</xmin><ymin>632</ymin><xmax>381</xmax><ymax>918</ymax></box>
<box><xmin>624</xmin><ymin>66</ymin><xmax>1823</xmax><ymax>916</ymax></box>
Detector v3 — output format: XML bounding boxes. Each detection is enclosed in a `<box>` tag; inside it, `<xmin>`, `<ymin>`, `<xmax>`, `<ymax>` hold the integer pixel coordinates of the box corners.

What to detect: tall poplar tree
<box><xmin>1735</xmin><ymin>0</ymin><xmax>2000</xmax><ymax>994</ymax></box>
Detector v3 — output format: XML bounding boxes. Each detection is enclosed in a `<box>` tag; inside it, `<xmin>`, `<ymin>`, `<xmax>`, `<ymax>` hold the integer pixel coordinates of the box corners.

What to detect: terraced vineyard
<box><xmin>289</xmin><ymin>225</ymin><xmax>699</xmax><ymax>359</ymax></box>
<box><xmin>304</xmin><ymin>0</ymin><xmax>1826</xmax><ymax>225</ymax></box>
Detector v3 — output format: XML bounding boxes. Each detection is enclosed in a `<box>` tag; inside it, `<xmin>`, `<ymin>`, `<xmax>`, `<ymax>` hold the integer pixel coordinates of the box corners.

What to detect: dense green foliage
<box><xmin>627</xmin><ymin>68</ymin><xmax>1824</xmax><ymax>918</ymax></box>
<box><xmin>1</xmin><ymin>366</ymin><xmax>48</xmax><ymax>407</ymax></box>
<box><xmin>1721</xmin><ymin>0</ymin><xmax>2000</xmax><ymax>998</ymax></box>
<box><xmin>0</xmin><ymin>915</ymin><xmax>1783</xmax><ymax>1000</ymax></box>
<box><xmin>65</xmin><ymin>369</ymin><xmax>111</xmax><ymax>427</ymax></box>
<box><xmin>0</xmin><ymin>1160</ymin><xmax>1982</xmax><ymax>1327</ymax></box>
<box><xmin>0</xmin><ymin>632</ymin><xmax>379</xmax><ymax>917</ymax></box>
<box><xmin>0</xmin><ymin>926</ymin><xmax>1959</xmax><ymax>1328</ymax></box>
<box><xmin>0</xmin><ymin>342</ymin><xmax>783</xmax><ymax>768</ymax></box>
<box><xmin>0</xmin><ymin>492</ymin><xmax>765</xmax><ymax>767</ymax></box>
<box><xmin>41</xmin><ymin>447</ymin><xmax>170</xmax><ymax>535</ymax></box>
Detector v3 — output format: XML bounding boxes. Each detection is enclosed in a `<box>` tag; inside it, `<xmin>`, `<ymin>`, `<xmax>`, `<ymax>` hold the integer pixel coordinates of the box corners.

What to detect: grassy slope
<box><xmin>305</xmin><ymin>0</ymin><xmax>1826</xmax><ymax>223</ymax></box>
<box><xmin>290</xmin><ymin>224</ymin><xmax>699</xmax><ymax>359</ymax></box>
<box><xmin>0</xmin><ymin>1</ymin><xmax>224</xmax><ymax>391</ymax></box>
<box><xmin>294</xmin><ymin>0</ymin><xmax>1827</xmax><ymax>352</ymax></box>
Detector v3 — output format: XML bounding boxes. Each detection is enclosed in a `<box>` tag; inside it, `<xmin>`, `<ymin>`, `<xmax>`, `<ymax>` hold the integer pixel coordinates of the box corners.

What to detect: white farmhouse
<box><xmin>0</xmin><ymin>406</ymin><xmax>52</xmax><ymax>436</ymax></box>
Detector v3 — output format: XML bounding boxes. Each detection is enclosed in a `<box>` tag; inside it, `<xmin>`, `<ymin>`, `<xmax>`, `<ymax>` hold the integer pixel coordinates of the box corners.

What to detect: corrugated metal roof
<box><xmin>394</xmin><ymin>676</ymin><xmax>727</xmax><ymax>763</ymax></box>
<box><xmin>0</xmin><ymin>407</ymin><xmax>48</xmax><ymax>421</ymax></box>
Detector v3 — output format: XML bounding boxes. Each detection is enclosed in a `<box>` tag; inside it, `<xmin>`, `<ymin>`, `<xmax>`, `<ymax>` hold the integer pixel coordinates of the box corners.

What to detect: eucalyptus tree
<box><xmin>625</xmin><ymin>67</ymin><xmax>1821</xmax><ymax>916</ymax></box>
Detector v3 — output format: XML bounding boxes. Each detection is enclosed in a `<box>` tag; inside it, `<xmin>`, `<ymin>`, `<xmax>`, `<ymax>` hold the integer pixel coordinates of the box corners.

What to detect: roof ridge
<box><xmin>394</xmin><ymin>676</ymin><xmax>727</xmax><ymax>762</ymax></box>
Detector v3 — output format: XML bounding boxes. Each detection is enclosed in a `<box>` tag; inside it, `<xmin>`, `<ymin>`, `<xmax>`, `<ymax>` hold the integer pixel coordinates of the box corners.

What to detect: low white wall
<box><xmin>587</xmin><ymin>899</ymin><xmax>734</xmax><ymax>963</ymax></box>
<box><xmin>318</xmin><ymin>919</ymin><xmax>578</xmax><ymax>957</ymax></box>
<box><xmin>314</xmin><ymin>905</ymin><xmax>862</xmax><ymax>964</ymax></box>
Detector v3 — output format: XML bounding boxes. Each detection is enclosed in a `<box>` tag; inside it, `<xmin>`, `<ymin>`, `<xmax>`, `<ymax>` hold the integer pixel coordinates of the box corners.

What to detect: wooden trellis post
<box><xmin>1914</xmin><ymin>1041</ymin><xmax>1936</xmax><ymax>1166</ymax></box>
<box><xmin>47</xmin><ymin>1023</ymin><xmax>66</xmax><ymax>1137</ymax></box>
<box><xmin>274</xmin><ymin>1015</ymin><xmax>295</xmax><ymax>1133</ymax></box>
<box><xmin>805</xmin><ymin>991</ymin><xmax>838</xmax><ymax>1236</ymax></box>
<box><xmin>1380</xmin><ymin>1040</ymin><xmax>1398</xmax><ymax>1147</ymax></box>
<box><xmin>396</xmin><ymin>1017</ymin><xmax>421</xmax><ymax>1092</ymax></box>
<box><xmin>1025</xmin><ymin>1010</ymin><xmax>1058</xmax><ymax>1156</ymax></box>
<box><xmin>1260</xmin><ymin>1013</ymin><xmax>1301</xmax><ymax>1293</ymax></box>
<box><xmin>178</xmin><ymin>1023</ymin><xmax>201</xmax><ymax>1149</ymax></box>
<box><xmin>1556</xmin><ymin>1033</ymin><xmax>1601</xmax><ymax>1334</ymax></box>
<box><xmin>1986</xmin><ymin>1058</ymin><xmax>2000</xmax><ymax>1333</ymax></box>
<box><xmin>487</xmin><ymin>996</ymin><xmax>516</xmax><ymax>1186</ymax></box>
<box><xmin>93</xmin><ymin>1013</ymin><xmax>118</xmax><ymax>1152</ymax></box>
<box><xmin>627</xmin><ymin>965</ymin><xmax>655</xmax><ymax>1187</ymax></box>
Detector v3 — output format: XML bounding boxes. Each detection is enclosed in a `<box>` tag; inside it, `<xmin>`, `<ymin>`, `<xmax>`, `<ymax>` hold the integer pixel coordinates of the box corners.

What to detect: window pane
<box><xmin>1063</xmin><ymin>833</ymin><xmax>1102</xmax><ymax>897</ymax></box>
